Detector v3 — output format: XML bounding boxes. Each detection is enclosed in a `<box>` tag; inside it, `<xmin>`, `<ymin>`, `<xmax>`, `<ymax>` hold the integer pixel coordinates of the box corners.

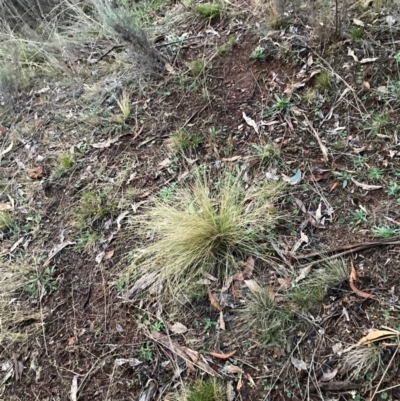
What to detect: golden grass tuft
<box><xmin>134</xmin><ymin>171</ymin><xmax>285</xmax><ymax>288</ymax></box>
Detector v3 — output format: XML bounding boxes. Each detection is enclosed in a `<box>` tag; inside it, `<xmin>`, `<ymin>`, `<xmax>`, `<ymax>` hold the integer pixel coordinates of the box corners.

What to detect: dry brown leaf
<box><xmin>206</xmin><ymin>349</ymin><xmax>236</xmax><ymax>359</ymax></box>
<box><xmin>223</xmin><ymin>364</ymin><xmax>243</xmax><ymax>374</ymax></box>
<box><xmin>151</xmin><ymin>331</ymin><xmax>219</xmax><ymax>376</ymax></box>
<box><xmin>91</xmin><ymin>137</ymin><xmax>119</xmax><ymax>149</ymax></box>
<box><xmin>169</xmin><ymin>322</ymin><xmax>188</xmax><ymax>334</ymax></box>
<box><xmin>28</xmin><ymin>167</ymin><xmax>43</xmax><ymax>179</ymax></box>
<box><xmin>356</xmin><ymin>330</ymin><xmax>398</xmax><ymax>346</ymax></box>
<box><xmin>349</xmin><ymin>259</ymin><xmax>376</xmax><ymax>299</ymax></box>
<box><xmin>104</xmin><ymin>249</ymin><xmax>114</xmax><ymax>260</ymax></box>
<box><xmin>320</xmin><ymin>369</ymin><xmax>338</xmax><ymax>382</ymax></box>
<box><xmin>243</xmin><ymin>256</ymin><xmax>255</xmax><ymax>278</ymax></box>
<box><xmin>207</xmin><ymin>287</ymin><xmax>222</xmax><ymax>311</ymax></box>
<box><xmin>329</xmin><ymin>181</ymin><xmax>340</xmax><ymax>193</ymax></box>
<box><xmin>363</xmin><ymin>80</ymin><xmax>370</xmax><ymax>90</ymax></box>
<box><xmin>0</xmin><ymin>203</ymin><xmax>12</xmax><ymax>211</ymax></box>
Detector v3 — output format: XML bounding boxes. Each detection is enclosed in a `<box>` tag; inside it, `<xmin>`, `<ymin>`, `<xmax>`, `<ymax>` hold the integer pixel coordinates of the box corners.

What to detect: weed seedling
<box><xmin>367</xmin><ymin>168</ymin><xmax>384</xmax><ymax>181</ymax></box>
<box><xmin>386</xmin><ymin>181</ymin><xmax>400</xmax><ymax>196</ymax></box>
<box><xmin>159</xmin><ymin>183</ymin><xmax>177</xmax><ymax>201</ymax></box>
<box><xmin>273</xmin><ymin>94</ymin><xmax>291</xmax><ymax>112</ymax></box>
<box><xmin>189</xmin><ymin>59</ymin><xmax>205</xmax><ymax>78</ymax></box>
<box><xmin>371</xmin><ymin>225</ymin><xmax>400</xmax><ymax>238</ymax></box>
<box><xmin>335</xmin><ymin>171</ymin><xmax>352</xmax><ymax>188</ymax></box>
<box><xmin>252</xmin><ymin>143</ymin><xmax>280</xmax><ymax>164</ymax></box>
<box><xmin>314</xmin><ymin>70</ymin><xmax>332</xmax><ymax>92</ymax></box>
<box><xmin>352</xmin><ymin>208</ymin><xmax>368</xmax><ymax>225</ymax></box>
<box><xmin>203</xmin><ymin>318</ymin><xmax>217</xmax><ymax>331</ymax></box>
<box><xmin>351</xmin><ymin>27</ymin><xmax>364</xmax><ymax>40</ymax></box>
<box><xmin>168</xmin><ymin>128</ymin><xmax>202</xmax><ymax>153</ymax></box>
<box><xmin>250</xmin><ymin>46</ymin><xmax>266</xmax><ymax>61</ymax></box>
<box><xmin>368</xmin><ymin>113</ymin><xmax>389</xmax><ymax>136</ymax></box>
<box><xmin>139</xmin><ymin>342</ymin><xmax>153</xmax><ymax>361</ymax></box>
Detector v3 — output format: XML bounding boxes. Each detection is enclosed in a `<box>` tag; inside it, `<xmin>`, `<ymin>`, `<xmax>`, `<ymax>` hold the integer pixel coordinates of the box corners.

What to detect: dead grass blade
<box><xmin>150</xmin><ymin>331</ymin><xmax>220</xmax><ymax>377</ymax></box>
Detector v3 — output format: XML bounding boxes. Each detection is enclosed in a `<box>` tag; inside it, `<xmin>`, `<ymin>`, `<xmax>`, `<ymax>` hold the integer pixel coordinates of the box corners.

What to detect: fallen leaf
<box><xmin>221</xmin><ymin>156</ymin><xmax>242</xmax><ymax>162</ymax></box>
<box><xmin>226</xmin><ymin>381</ymin><xmax>235</xmax><ymax>401</ymax></box>
<box><xmin>329</xmin><ymin>181</ymin><xmax>340</xmax><ymax>193</ymax></box>
<box><xmin>207</xmin><ymin>287</ymin><xmax>222</xmax><ymax>311</ymax></box>
<box><xmin>0</xmin><ymin>141</ymin><xmax>13</xmax><ymax>156</ymax></box>
<box><xmin>349</xmin><ymin>259</ymin><xmax>376</xmax><ymax>299</ymax></box>
<box><xmin>348</xmin><ymin>48</ymin><xmax>359</xmax><ymax>62</ymax></box>
<box><xmin>363</xmin><ymin>80</ymin><xmax>370</xmax><ymax>89</ymax></box>
<box><xmin>295</xmin><ymin>265</ymin><xmax>312</xmax><ymax>283</ymax></box>
<box><xmin>242</xmin><ymin>112</ymin><xmax>259</xmax><ymax>133</ymax></box>
<box><xmin>353</xmin><ymin>18</ymin><xmax>364</xmax><ymax>26</ymax></box>
<box><xmin>306</xmin><ymin>173</ymin><xmax>328</xmax><ymax>182</ymax></box>
<box><xmin>123</xmin><ymin>272</ymin><xmax>159</xmax><ymax>299</ymax></box>
<box><xmin>28</xmin><ymin>167</ymin><xmax>43</xmax><ymax>179</ymax></box>
<box><xmin>91</xmin><ymin>137</ymin><xmax>119</xmax><ymax>149</ymax></box>
<box><xmin>104</xmin><ymin>249</ymin><xmax>114</xmax><ymax>260</ymax></box>
<box><xmin>332</xmin><ymin>342</ymin><xmax>343</xmax><ymax>355</ymax></box>
<box><xmin>169</xmin><ymin>322</ymin><xmax>188</xmax><ymax>334</ymax></box>
<box><xmin>207</xmin><ymin>349</ymin><xmax>236</xmax><ymax>359</ymax></box>
<box><xmin>0</xmin><ymin>203</ymin><xmax>12</xmax><ymax>211</ymax></box>
<box><xmin>116</xmin><ymin>211</ymin><xmax>129</xmax><ymax>231</ymax></box>
<box><xmin>320</xmin><ymin>369</ymin><xmax>338</xmax><ymax>382</ymax></box>
<box><xmin>70</xmin><ymin>375</ymin><xmax>78</xmax><ymax>401</ymax></box>
<box><xmin>243</xmin><ymin>256</ymin><xmax>255</xmax><ymax>278</ymax></box>
<box><xmin>291</xmin><ymin>356</ymin><xmax>309</xmax><ymax>371</ymax></box>
<box><xmin>244</xmin><ymin>279</ymin><xmax>261</xmax><ymax>293</ymax></box>
<box><xmin>68</xmin><ymin>337</ymin><xmax>76</xmax><ymax>346</ymax></box>
<box><xmin>43</xmin><ymin>241</ymin><xmax>75</xmax><ymax>267</ymax></box>
<box><xmin>356</xmin><ymin>330</ymin><xmax>399</xmax><ymax>346</ymax></box>
<box><xmin>351</xmin><ymin>178</ymin><xmax>382</xmax><ymax>191</ymax></box>
<box><xmin>222</xmin><ymin>364</ymin><xmax>244</xmax><ymax>374</ymax></box>
<box><xmin>218</xmin><ymin>310</ymin><xmax>225</xmax><ymax>331</ymax></box>
<box><xmin>360</xmin><ymin>57</ymin><xmax>378</xmax><ymax>64</ymax></box>
<box><xmin>115</xmin><ymin>358</ymin><xmax>142</xmax><ymax>367</ymax></box>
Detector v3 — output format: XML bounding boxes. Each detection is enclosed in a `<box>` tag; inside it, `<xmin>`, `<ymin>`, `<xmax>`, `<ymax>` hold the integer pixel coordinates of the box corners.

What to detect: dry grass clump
<box><xmin>134</xmin><ymin>171</ymin><xmax>285</xmax><ymax>288</ymax></box>
<box><xmin>0</xmin><ymin>262</ymin><xmax>41</xmax><ymax>343</ymax></box>
<box><xmin>344</xmin><ymin>345</ymin><xmax>384</xmax><ymax>379</ymax></box>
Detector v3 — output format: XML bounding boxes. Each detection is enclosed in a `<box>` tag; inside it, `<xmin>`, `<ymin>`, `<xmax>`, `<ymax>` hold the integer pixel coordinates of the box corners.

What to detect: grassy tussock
<box><xmin>134</xmin><ymin>172</ymin><xmax>285</xmax><ymax>287</ymax></box>
<box><xmin>0</xmin><ymin>262</ymin><xmax>41</xmax><ymax>343</ymax></box>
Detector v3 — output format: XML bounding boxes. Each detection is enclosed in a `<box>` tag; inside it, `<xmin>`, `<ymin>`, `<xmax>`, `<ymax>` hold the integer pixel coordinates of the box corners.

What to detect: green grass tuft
<box><xmin>0</xmin><ymin>211</ymin><xmax>12</xmax><ymax>231</ymax></box>
<box><xmin>168</xmin><ymin>128</ymin><xmax>202</xmax><ymax>153</ymax></box>
<box><xmin>314</xmin><ymin>70</ymin><xmax>332</xmax><ymax>92</ymax></box>
<box><xmin>195</xmin><ymin>3</ymin><xmax>223</xmax><ymax>19</ymax></box>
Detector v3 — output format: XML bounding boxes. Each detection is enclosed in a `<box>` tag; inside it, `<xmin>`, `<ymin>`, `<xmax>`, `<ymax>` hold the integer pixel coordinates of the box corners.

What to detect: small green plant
<box><xmin>367</xmin><ymin>168</ymin><xmax>384</xmax><ymax>181</ymax></box>
<box><xmin>371</xmin><ymin>225</ymin><xmax>400</xmax><ymax>238</ymax></box>
<box><xmin>352</xmin><ymin>208</ymin><xmax>368</xmax><ymax>225</ymax></box>
<box><xmin>352</xmin><ymin>155</ymin><xmax>367</xmax><ymax>169</ymax></box>
<box><xmin>55</xmin><ymin>153</ymin><xmax>74</xmax><ymax>177</ymax></box>
<box><xmin>242</xmin><ymin>287</ymin><xmax>294</xmax><ymax>345</ymax></box>
<box><xmin>0</xmin><ymin>211</ymin><xmax>12</xmax><ymax>231</ymax></box>
<box><xmin>74</xmin><ymin>190</ymin><xmax>117</xmax><ymax>230</ymax></box>
<box><xmin>195</xmin><ymin>2</ymin><xmax>223</xmax><ymax>19</ymax></box>
<box><xmin>115</xmin><ymin>90</ymin><xmax>131</xmax><ymax>121</ymax></box>
<box><xmin>151</xmin><ymin>320</ymin><xmax>164</xmax><ymax>332</ymax></box>
<box><xmin>25</xmin><ymin>266</ymin><xmax>58</xmax><ymax>298</ymax></box>
<box><xmin>302</xmin><ymin>89</ymin><xmax>317</xmax><ymax>106</ymax></box>
<box><xmin>252</xmin><ymin>143</ymin><xmax>280</xmax><ymax>164</ymax></box>
<box><xmin>250</xmin><ymin>46</ymin><xmax>266</xmax><ymax>61</ymax></box>
<box><xmin>217</xmin><ymin>36</ymin><xmax>237</xmax><ymax>55</ymax></box>
<box><xmin>76</xmin><ymin>231</ymin><xmax>100</xmax><ymax>252</ymax></box>
<box><xmin>386</xmin><ymin>181</ymin><xmax>400</xmax><ymax>196</ymax></box>
<box><xmin>314</xmin><ymin>70</ymin><xmax>332</xmax><ymax>91</ymax></box>
<box><xmin>290</xmin><ymin>285</ymin><xmax>325</xmax><ymax>310</ymax></box>
<box><xmin>273</xmin><ymin>94</ymin><xmax>291</xmax><ymax>112</ymax></box>
<box><xmin>351</xmin><ymin>27</ymin><xmax>364</xmax><ymax>39</ymax></box>
<box><xmin>368</xmin><ymin>113</ymin><xmax>389</xmax><ymax>136</ymax></box>
<box><xmin>203</xmin><ymin>318</ymin><xmax>217</xmax><ymax>331</ymax></box>
<box><xmin>159</xmin><ymin>183</ymin><xmax>177</xmax><ymax>201</ymax></box>
<box><xmin>168</xmin><ymin>128</ymin><xmax>202</xmax><ymax>153</ymax></box>
<box><xmin>335</xmin><ymin>171</ymin><xmax>353</xmax><ymax>188</ymax></box>
<box><xmin>189</xmin><ymin>59</ymin><xmax>205</xmax><ymax>78</ymax></box>
<box><xmin>182</xmin><ymin>379</ymin><xmax>226</xmax><ymax>401</ymax></box>
<box><xmin>139</xmin><ymin>342</ymin><xmax>153</xmax><ymax>361</ymax></box>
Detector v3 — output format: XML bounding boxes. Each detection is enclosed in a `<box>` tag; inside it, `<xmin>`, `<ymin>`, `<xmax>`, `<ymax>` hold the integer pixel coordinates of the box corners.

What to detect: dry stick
<box><xmin>370</xmin><ymin>344</ymin><xmax>399</xmax><ymax>401</ymax></box>
<box><xmin>295</xmin><ymin>238</ymin><xmax>400</xmax><ymax>261</ymax></box>
<box><xmin>303</xmin><ymin>114</ymin><xmax>329</xmax><ymax>162</ymax></box>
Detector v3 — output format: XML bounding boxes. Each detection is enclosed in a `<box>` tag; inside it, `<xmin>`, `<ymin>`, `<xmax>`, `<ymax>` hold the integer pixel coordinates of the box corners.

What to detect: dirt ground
<box><xmin>1</xmin><ymin>1</ymin><xmax>400</xmax><ymax>400</ymax></box>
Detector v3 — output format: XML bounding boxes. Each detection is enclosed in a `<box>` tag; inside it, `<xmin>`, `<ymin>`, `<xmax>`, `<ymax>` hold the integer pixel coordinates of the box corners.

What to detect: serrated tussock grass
<box><xmin>134</xmin><ymin>171</ymin><xmax>285</xmax><ymax>288</ymax></box>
